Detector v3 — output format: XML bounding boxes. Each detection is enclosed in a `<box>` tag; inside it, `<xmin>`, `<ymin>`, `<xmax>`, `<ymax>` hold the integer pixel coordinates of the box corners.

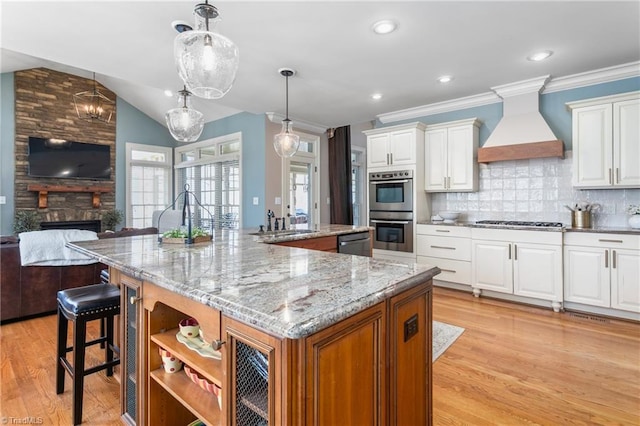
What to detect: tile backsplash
<box><xmin>431</xmin><ymin>151</ymin><xmax>640</xmax><ymax>228</ymax></box>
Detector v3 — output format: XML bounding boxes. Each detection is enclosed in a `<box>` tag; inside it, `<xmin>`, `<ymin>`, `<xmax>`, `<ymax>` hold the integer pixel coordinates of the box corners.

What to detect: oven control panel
<box><xmin>369</xmin><ymin>170</ymin><xmax>413</xmax><ymax>180</ymax></box>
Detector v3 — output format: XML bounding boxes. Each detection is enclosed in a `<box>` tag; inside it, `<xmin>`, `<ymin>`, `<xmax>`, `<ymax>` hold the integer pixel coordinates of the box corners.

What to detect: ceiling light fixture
<box><xmin>165</xmin><ymin>86</ymin><xmax>205</xmax><ymax>143</ymax></box>
<box><xmin>174</xmin><ymin>0</ymin><xmax>239</xmax><ymax>99</ymax></box>
<box><xmin>527</xmin><ymin>50</ymin><xmax>553</xmax><ymax>62</ymax></box>
<box><xmin>438</xmin><ymin>75</ymin><xmax>453</xmax><ymax>83</ymax></box>
<box><xmin>164</xmin><ymin>89</ymin><xmax>174</xmax><ymax>97</ymax></box>
<box><xmin>273</xmin><ymin>68</ymin><xmax>300</xmax><ymax>158</ymax></box>
<box><xmin>371</xmin><ymin>93</ymin><xmax>382</xmax><ymax>100</ymax></box>
<box><xmin>372</xmin><ymin>19</ymin><xmax>397</xmax><ymax>35</ymax></box>
<box><xmin>73</xmin><ymin>72</ymin><xmax>114</xmax><ymax>123</ymax></box>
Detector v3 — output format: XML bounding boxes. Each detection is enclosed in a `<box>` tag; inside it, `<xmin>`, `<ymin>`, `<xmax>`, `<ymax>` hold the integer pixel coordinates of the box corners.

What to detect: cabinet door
<box><xmin>610</xmin><ymin>248</ymin><xmax>640</xmax><ymax>313</ymax></box>
<box><xmin>117</xmin><ymin>271</ymin><xmax>144</xmax><ymax>426</ymax></box>
<box><xmin>424</xmin><ymin>129</ymin><xmax>447</xmax><ymax>191</ymax></box>
<box><xmin>513</xmin><ymin>243</ymin><xmax>562</xmax><ymax>301</ymax></box>
<box><xmin>472</xmin><ymin>240</ymin><xmax>513</xmax><ymax>293</ymax></box>
<box><xmin>447</xmin><ymin>125</ymin><xmax>476</xmax><ymax>192</ymax></box>
<box><xmin>367</xmin><ymin>134</ymin><xmax>390</xmax><ymax>168</ymax></box>
<box><xmin>389</xmin><ymin>129</ymin><xmax>416</xmax><ymax>165</ymax></box>
<box><xmin>305</xmin><ymin>302</ymin><xmax>386</xmax><ymax>426</ymax></box>
<box><xmin>572</xmin><ymin>104</ymin><xmax>613</xmax><ymax>188</ymax></box>
<box><xmin>563</xmin><ymin>246</ymin><xmax>610</xmax><ymax>307</ymax></box>
<box><xmin>613</xmin><ymin>98</ymin><xmax>640</xmax><ymax>187</ymax></box>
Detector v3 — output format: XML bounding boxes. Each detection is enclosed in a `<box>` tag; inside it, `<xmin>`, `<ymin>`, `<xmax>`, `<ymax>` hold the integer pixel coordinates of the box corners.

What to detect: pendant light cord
<box><xmin>285</xmin><ymin>74</ymin><xmax>289</xmax><ymax>120</ymax></box>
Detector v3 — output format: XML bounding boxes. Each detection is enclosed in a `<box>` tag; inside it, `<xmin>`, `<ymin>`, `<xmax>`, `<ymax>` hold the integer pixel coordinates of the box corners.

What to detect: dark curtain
<box><xmin>329</xmin><ymin>125</ymin><xmax>353</xmax><ymax>225</ymax></box>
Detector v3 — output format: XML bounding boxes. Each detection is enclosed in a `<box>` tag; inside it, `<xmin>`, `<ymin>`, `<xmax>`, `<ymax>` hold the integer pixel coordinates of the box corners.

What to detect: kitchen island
<box><xmin>68</xmin><ymin>225</ymin><xmax>440</xmax><ymax>426</ymax></box>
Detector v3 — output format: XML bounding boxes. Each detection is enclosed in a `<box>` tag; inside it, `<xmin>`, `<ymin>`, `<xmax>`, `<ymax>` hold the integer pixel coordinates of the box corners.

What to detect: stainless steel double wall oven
<box><xmin>368</xmin><ymin>170</ymin><xmax>414</xmax><ymax>253</ymax></box>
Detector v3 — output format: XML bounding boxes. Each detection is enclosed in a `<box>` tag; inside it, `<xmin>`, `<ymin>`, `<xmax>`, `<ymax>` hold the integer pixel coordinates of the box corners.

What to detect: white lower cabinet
<box><xmin>416</xmin><ymin>224</ymin><xmax>471</xmax><ymax>286</ymax></box>
<box><xmin>471</xmin><ymin>228</ymin><xmax>563</xmax><ymax>312</ymax></box>
<box><xmin>564</xmin><ymin>232</ymin><xmax>640</xmax><ymax>315</ymax></box>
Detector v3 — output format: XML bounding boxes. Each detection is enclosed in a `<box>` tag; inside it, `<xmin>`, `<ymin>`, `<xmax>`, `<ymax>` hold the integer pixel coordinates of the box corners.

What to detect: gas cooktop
<box><xmin>475</xmin><ymin>220</ymin><xmax>564</xmax><ymax>228</ymax></box>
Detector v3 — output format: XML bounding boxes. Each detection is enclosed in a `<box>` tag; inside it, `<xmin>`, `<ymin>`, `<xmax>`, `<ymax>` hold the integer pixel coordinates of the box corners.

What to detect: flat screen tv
<box><xmin>28</xmin><ymin>137</ymin><xmax>112</xmax><ymax>180</ymax></box>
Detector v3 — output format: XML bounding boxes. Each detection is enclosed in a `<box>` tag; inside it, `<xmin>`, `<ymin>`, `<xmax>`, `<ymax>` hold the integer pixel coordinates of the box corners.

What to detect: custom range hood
<box><xmin>477</xmin><ymin>75</ymin><xmax>564</xmax><ymax>163</ymax></box>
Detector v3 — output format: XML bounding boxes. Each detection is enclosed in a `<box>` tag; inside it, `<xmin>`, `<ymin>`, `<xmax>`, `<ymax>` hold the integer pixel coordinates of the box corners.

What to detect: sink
<box><xmin>249</xmin><ymin>229</ymin><xmax>316</xmax><ymax>237</ymax></box>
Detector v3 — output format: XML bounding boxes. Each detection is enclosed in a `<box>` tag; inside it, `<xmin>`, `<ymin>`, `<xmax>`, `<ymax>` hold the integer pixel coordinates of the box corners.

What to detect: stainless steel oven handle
<box><xmin>370</xmin><ymin>180</ymin><xmax>410</xmax><ymax>185</ymax></box>
<box><xmin>370</xmin><ymin>219</ymin><xmax>411</xmax><ymax>225</ymax></box>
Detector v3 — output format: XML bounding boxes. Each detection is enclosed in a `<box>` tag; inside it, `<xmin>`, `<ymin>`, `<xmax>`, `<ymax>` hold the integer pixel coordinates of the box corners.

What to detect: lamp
<box><xmin>165</xmin><ymin>86</ymin><xmax>205</xmax><ymax>143</ymax></box>
<box><xmin>273</xmin><ymin>68</ymin><xmax>300</xmax><ymax>158</ymax></box>
<box><xmin>73</xmin><ymin>72</ymin><xmax>114</xmax><ymax>123</ymax></box>
<box><xmin>174</xmin><ymin>0</ymin><xmax>239</xmax><ymax>99</ymax></box>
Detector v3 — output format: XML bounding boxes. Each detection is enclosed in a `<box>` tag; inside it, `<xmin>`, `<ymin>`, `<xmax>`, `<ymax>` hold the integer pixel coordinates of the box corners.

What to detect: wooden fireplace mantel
<box><xmin>27</xmin><ymin>184</ymin><xmax>113</xmax><ymax>209</ymax></box>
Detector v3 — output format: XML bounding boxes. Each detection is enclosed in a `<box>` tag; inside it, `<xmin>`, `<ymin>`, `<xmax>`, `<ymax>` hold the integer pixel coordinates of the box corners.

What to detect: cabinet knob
<box><xmin>211</xmin><ymin>339</ymin><xmax>226</xmax><ymax>350</ymax></box>
<box><xmin>130</xmin><ymin>296</ymin><xmax>141</xmax><ymax>305</ymax></box>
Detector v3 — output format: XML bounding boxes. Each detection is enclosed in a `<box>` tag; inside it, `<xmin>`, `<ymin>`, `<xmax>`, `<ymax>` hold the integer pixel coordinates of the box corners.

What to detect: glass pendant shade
<box><xmin>274</xmin><ymin>119</ymin><xmax>300</xmax><ymax>157</ymax></box>
<box><xmin>73</xmin><ymin>72</ymin><xmax>114</xmax><ymax>123</ymax></box>
<box><xmin>165</xmin><ymin>88</ymin><xmax>205</xmax><ymax>143</ymax></box>
<box><xmin>174</xmin><ymin>1</ymin><xmax>239</xmax><ymax>99</ymax></box>
<box><xmin>273</xmin><ymin>68</ymin><xmax>299</xmax><ymax>157</ymax></box>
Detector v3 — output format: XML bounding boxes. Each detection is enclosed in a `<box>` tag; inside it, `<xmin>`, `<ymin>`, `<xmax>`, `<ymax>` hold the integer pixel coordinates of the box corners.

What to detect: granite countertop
<box><xmin>68</xmin><ymin>225</ymin><xmax>439</xmax><ymax>339</ymax></box>
<box><xmin>417</xmin><ymin>220</ymin><xmax>640</xmax><ymax>235</ymax></box>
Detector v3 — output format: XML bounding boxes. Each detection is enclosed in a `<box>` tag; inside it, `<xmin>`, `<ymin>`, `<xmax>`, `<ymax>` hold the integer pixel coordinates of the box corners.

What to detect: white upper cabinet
<box><xmin>364</xmin><ymin>122</ymin><xmax>426</xmax><ymax>169</ymax></box>
<box><xmin>567</xmin><ymin>92</ymin><xmax>640</xmax><ymax>189</ymax></box>
<box><xmin>424</xmin><ymin>118</ymin><xmax>480</xmax><ymax>192</ymax></box>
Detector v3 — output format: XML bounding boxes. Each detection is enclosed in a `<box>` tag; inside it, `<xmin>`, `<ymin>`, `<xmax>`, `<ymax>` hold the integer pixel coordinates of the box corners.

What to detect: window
<box><xmin>351</xmin><ymin>147</ymin><xmax>365</xmax><ymax>226</ymax></box>
<box><xmin>126</xmin><ymin>144</ymin><xmax>173</xmax><ymax>228</ymax></box>
<box><xmin>283</xmin><ymin>132</ymin><xmax>319</xmax><ymax>227</ymax></box>
<box><xmin>175</xmin><ymin>133</ymin><xmax>242</xmax><ymax>230</ymax></box>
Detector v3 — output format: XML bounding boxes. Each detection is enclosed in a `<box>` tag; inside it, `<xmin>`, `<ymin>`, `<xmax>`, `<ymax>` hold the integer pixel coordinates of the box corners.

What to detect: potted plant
<box><xmin>13</xmin><ymin>210</ymin><xmax>41</xmax><ymax>235</ymax></box>
<box><xmin>102</xmin><ymin>209</ymin><xmax>124</xmax><ymax>232</ymax></box>
<box><xmin>161</xmin><ymin>226</ymin><xmax>212</xmax><ymax>244</ymax></box>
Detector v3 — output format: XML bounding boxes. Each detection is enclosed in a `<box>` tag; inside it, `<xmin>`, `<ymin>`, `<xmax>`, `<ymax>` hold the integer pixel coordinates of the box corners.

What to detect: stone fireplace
<box><xmin>13</xmin><ymin>68</ymin><xmax>116</xmax><ymax>231</ymax></box>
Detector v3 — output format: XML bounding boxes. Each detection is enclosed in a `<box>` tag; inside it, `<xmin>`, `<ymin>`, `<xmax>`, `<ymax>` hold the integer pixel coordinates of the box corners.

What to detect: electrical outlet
<box><xmin>275</xmin><ymin>197</ymin><xmax>281</xmax><ymax>205</ymax></box>
<box><xmin>327</xmin><ymin>197</ymin><xmax>331</xmax><ymax>205</ymax></box>
<box><xmin>403</xmin><ymin>314</ymin><xmax>419</xmax><ymax>342</ymax></box>
<box><xmin>253</xmin><ymin>197</ymin><xmax>259</xmax><ymax>205</ymax></box>
<box><xmin>0</xmin><ymin>196</ymin><xmax>5</xmax><ymax>205</ymax></box>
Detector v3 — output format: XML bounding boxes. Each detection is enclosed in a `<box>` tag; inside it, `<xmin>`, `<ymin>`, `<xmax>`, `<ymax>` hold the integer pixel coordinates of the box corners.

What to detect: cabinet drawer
<box><xmin>417</xmin><ymin>256</ymin><xmax>471</xmax><ymax>285</ymax></box>
<box><xmin>564</xmin><ymin>232</ymin><xmax>640</xmax><ymax>249</ymax></box>
<box><xmin>471</xmin><ymin>228</ymin><xmax>562</xmax><ymax>245</ymax></box>
<box><xmin>417</xmin><ymin>224</ymin><xmax>471</xmax><ymax>238</ymax></box>
<box><xmin>416</xmin><ymin>235</ymin><xmax>470</xmax><ymax>261</ymax></box>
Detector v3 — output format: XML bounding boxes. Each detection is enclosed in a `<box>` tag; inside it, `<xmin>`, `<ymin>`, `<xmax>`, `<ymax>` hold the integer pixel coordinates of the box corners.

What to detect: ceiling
<box><xmin>1</xmin><ymin>1</ymin><xmax>639</xmax><ymax>131</ymax></box>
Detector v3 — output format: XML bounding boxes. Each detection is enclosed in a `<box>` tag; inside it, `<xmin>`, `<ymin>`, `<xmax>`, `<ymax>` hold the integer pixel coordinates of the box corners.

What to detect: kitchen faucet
<box><xmin>266</xmin><ymin>209</ymin><xmax>274</xmax><ymax>231</ymax></box>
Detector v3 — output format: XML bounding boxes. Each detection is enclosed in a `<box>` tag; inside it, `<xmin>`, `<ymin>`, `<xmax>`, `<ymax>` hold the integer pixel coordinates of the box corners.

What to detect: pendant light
<box><xmin>73</xmin><ymin>72</ymin><xmax>115</xmax><ymax>123</ymax></box>
<box><xmin>165</xmin><ymin>86</ymin><xmax>205</xmax><ymax>143</ymax></box>
<box><xmin>273</xmin><ymin>68</ymin><xmax>300</xmax><ymax>158</ymax></box>
<box><xmin>174</xmin><ymin>0</ymin><xmax>239</xmax><ymax>99</ymax></box>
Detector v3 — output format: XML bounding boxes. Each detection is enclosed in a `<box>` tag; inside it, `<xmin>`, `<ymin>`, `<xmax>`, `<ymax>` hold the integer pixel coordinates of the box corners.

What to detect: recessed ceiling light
<box><xmin>527</xmin><ymin>50</ymin><xmax>553</xmax><ymax>62</ymax></box>
<box><xmin>371</xmin><ymin>93</ymin><xmax>382</xmax><ymax>100</ymax></box>
<box><xmin>164</xmin><ymin>90</ymin><xmax>173</xmax><ymax>97</ymax></box>
<box><xmin>372</xmin><ymin>20</ymin><xmax>397</xmax><ymax>35</ymax></box>
<box><xmin>438</xmin><ymin>75</ymin><xmax>453</xmax><ymax>84</ymax></box>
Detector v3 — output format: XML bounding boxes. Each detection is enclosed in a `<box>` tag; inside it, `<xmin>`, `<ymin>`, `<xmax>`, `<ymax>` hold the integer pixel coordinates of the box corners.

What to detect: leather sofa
<box><xmin>0</xmin><ymin>227</ymin><xmax>157</xmax><ymax>323</ymax></box>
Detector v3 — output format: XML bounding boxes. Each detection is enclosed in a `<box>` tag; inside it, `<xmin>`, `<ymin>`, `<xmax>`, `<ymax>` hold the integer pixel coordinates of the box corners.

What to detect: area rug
<box><xmin>433</xmin><ymin>321</ymin><xmax>464</xmax><ymax>362</ymax></box>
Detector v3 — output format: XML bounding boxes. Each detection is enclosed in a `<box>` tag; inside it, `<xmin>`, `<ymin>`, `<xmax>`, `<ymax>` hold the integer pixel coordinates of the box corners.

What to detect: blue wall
<box><xmin>0</xmin><ymin>73</ymin><xmax>15</xmax><ymax>235</ymax></box>
<box><xmin>377</xmin><ymin>76</ymin><xmax>640</xmax><ymax>151</ymax></box>
<box><xmin>199</xmin><ymin>112</ymin><xmax>266</xmax><ymax>227</ymax></box>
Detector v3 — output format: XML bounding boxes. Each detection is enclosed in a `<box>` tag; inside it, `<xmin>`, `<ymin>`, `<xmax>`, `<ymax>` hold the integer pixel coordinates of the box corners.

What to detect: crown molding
<box><xmin>491</xmin><ymin>75</ymin><xmax>550</xmax><ymax>98</ymax></box>
<box><xmin>543</xmin><ymin>61</ymin><xmax>640</xmax><ymax>93</ymax></box>
<box><xmin>266</xmin><ymin>112</ymin><xmax>328</xmax><ymax>135</ymax></box>
<box><xmin>377</xmin><ymin>61</ymin><xmax>640</xmax><ymax>124</ymax></box>
<box><xmin>377</xmin><ymin>92</ymin><xmax>499</xmax><ymax>124</ymax></box>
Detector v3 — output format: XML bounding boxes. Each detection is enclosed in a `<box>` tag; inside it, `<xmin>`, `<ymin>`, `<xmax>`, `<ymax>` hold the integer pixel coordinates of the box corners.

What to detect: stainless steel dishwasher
<box><xmin>337</xmin><ymin>231</ymin><xmax>371</xmax><ymax>257</ymax></box>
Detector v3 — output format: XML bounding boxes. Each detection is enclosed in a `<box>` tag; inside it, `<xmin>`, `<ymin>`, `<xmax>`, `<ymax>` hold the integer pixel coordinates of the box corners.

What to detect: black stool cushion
<box><xmin>57</xmin><ymin>284</ymin><xmax>120</xmax><ymax>318</ymax></box>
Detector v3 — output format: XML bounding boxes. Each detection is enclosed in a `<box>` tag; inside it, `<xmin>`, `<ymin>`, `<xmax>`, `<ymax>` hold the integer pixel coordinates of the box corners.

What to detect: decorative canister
<box><xmin>629</xmin><ymin>215</ymin><xmax>640</xmax><ymax>229</ymax></box>
<box><xmin>572</xmin><ymin>211</ymin><xmax>592</xmax><ymax>229</ymax></box>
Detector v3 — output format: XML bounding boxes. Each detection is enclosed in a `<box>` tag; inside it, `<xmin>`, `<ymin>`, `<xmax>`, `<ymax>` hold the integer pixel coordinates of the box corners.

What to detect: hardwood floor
<box><xmin>1</xmin><ymin>287</ymin><xmax>638</xmax><ymax>425</ymax></box>
<box><xmin>432</xmin><ymin>287</ymin><xmax>640</xmax><ymax>425</ymax></box>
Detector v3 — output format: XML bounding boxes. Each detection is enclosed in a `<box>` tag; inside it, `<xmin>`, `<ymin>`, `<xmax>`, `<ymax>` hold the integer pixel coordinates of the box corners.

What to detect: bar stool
<box><xmin>56</xmin><ymin>283</ymin><xmax>121</xmax><ymax>425</ymax></box>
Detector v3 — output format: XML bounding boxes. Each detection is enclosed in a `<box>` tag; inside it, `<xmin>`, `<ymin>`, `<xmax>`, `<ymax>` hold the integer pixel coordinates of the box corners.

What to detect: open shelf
<box><xmin>150</xmin><ymin>368</ymin><xmax>220</xmax><ymax>426</ymax></box>
<box><xmin>150</xmin><ymin>328</ymin><xmax>222</xmax><ymax>387</ymax></box>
